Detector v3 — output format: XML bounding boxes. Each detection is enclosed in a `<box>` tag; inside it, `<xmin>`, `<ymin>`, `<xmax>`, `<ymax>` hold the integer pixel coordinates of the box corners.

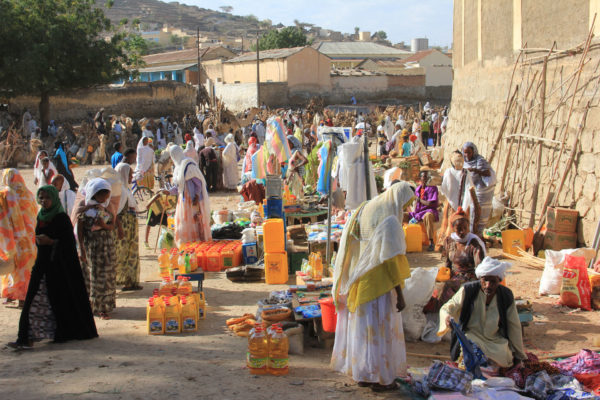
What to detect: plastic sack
<box><xmin>401</xmin><ymin>267</ymin><xmax>437</xmax><ymax>341</ymax></box>
<box><xmin>539</xmin><ymin>248</ymin><xmax>596</xmax><ymax>296</ymax></box>
<box><xmin>421</xmin><ymin>313</ymin><xmax>442</xmax><ymax>343</ymax></box>
<box><xmin>560</xmin><ymin>255</ymin><xmax>591</xmax><ymax>310</ymax></box>
<box><xmin>157</xmin><ymin>227</ymin><xmax>174</xmax><ymax>250</ymax></box>
<box><xmin>427</xmin><ymin>361</ymin><xmax>473</xmax><ymax>393</ymax></box>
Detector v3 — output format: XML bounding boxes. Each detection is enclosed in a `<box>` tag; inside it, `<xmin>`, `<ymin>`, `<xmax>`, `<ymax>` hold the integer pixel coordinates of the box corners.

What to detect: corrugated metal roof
<box><xmin>401</xmin><ymin>49</ymin><xmax>436</xmax><ymax>63</ymax></box>
<box><xmin>225</xmin><ymin>46</ymin><xmax>306</xmax><ymax>63</ymax></box>
<box><xmin>138</xmin><ymin>63</ymin><xmax>197</xmax><ymax>73</ymax></box>
<box><xmin>315</xmin><ymin>41</ymin><xmax>412</xmax><ymax>56</ymax></box>
<box><xmin>143</xmin><ymin>47</ymin><xmax>221</xmax><ymax>65</ymax></box>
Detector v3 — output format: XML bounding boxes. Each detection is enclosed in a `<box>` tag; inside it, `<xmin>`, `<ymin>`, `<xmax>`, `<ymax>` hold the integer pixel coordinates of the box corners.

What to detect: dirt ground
<box><xmin>1</xmin><ymin>164</ymin><xmax>599</xmax><ymax>400</ymax></box>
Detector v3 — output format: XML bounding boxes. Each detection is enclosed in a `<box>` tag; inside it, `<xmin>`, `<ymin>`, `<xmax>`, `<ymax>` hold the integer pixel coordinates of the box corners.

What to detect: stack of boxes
<box><xmin>544</xmin><ymin>207</ymin><xmax>579</xmax><ymax>250</ymax></box>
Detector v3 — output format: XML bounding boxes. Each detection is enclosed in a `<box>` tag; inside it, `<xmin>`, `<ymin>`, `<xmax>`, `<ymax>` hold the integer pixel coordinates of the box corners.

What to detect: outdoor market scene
<box><xmin>3</xmin><ymin>1</ymin><xmax>600</xmax><ymax>399</ymax></box>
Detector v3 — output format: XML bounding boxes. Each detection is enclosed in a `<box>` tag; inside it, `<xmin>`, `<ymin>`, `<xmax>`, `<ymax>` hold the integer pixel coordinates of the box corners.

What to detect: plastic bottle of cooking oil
<box><xmin>177</xmin><ymin>276</ymin><xmax>193</xmax><ymax>296</ymax></box>
<box><xmin>164</xmin><ymin>296</ymin><xmax>181</xmax><ymax>334</ymax></box>
<box><xmin>268</xmin><ymin>325</ymin><xmax>289</xmax><ymax>375</ymax></box>
<box><xmin>158</xmin><ymin>277</ymin><xmax>175</xmax><ymax>297</ymax></box>
<box><xmin>247</xmin><ymin>325</ymin><xmax>268</xmax><ymax>375</ymax></box>
<box><xmin>158</xmin><ymin>249</ymin><xmax>170</xmax><ymax>278</ymax></box>
<box><xmin>180</xmin><ymin>296</ymin><xmax>198</xmax><ymax>333</ymax></box>
<box><xmin>312</xmin><ymin>253</ymin><xmax>323</xmax><ymax>281</ymax></box>
<box><xmin>147</xmin><ymin>298</ymin><xmax>164</xmax><ymax>335</ymax></box>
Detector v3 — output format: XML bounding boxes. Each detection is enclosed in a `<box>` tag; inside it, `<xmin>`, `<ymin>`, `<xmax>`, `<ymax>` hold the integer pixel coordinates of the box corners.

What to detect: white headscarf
<box><xmin>193</xmin><ymin>127</ymin><xmax>205</xmax><ymax>150</ymax></box>
<box><xmin>134</xmin><ymin>137</ymin><xmax>154</xmax><ymax>179</ymax></box>
<box><xmin>52</xmin><ymin>174</ymin><xmax>75</xmax><ymax>217</ymax></box>
<box><xmin>34</xmin><ymin>151</ymin><xmax>58</xmax><ymax>187</ymax></box>
<box><xmin>83</xmin><ymin>178</ymin><xmax>112</xmax><ymax>217</ymax></box>
<box><xmin>114</xmin><ymin>163</ymin><xmax>136</xmax><ymax>213</ymax></box>
<box><xmin>183</xmin><ymin>140</ymin><xmax>198</xmax><ymax>163</ymax></box>
<box><xmin>224</xmin><ymin>133</ymin><xmax>235</xmax><ymax>144</ymax></box>
<box><xmin>475</xmin><ymin>257</ymin><xmax>511</xmax><ymax>280</ymax></box>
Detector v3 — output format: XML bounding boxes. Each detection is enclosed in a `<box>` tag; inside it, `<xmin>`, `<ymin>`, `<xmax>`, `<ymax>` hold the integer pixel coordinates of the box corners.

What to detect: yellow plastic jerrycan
<box><xmin>404</xmin><ymin>224</ymin><xmax>423</xmax><ymax>253</ymax></box>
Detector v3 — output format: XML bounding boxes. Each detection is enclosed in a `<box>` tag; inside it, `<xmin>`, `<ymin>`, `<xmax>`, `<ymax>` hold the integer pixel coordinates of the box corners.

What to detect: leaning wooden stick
<box><xmin>154</xmin><ymin>196</ymin><xmax>167</xmax><ymax>253</ymax></box>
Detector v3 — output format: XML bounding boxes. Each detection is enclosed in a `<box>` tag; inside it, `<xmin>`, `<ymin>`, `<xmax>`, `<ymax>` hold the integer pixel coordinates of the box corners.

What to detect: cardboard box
<box><xmin>547</xmin><ymin>207</ymin><xmax>578</xmax><ymax>232</ymax></box>
<box><xmin>544</xmin><ymin>229</ymin><xmax>577</xmax><ymax>251</ymax></box>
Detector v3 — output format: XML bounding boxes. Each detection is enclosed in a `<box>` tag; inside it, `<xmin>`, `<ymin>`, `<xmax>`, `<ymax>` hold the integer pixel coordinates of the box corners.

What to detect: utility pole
<box><xmin>256</xmin><ymin>30</ymin><xmax>260</xmax><ymax>108</ymax></box>
<box><xmin>197</xmin><ymin>27</ymin><xmax>201</xmax><ymax>88</ymax></box>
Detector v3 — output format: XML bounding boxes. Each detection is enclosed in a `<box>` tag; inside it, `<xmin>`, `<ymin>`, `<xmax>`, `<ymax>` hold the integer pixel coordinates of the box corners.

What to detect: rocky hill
<box><xmin>100</xmin><ymin>0</ymin><xmax>271</xmax><ymax>36</ymax></box>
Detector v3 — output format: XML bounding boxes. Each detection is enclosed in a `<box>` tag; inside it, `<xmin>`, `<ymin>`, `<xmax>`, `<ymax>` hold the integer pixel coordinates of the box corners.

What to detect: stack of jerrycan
<box><xmin>263</xmin><ymin>219</ymin><xmax>288</xmax><ymax>284</ymax></box>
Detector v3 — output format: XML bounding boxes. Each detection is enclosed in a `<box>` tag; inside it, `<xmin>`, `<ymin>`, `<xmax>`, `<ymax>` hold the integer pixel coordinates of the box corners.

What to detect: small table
<box><xmin>174</xmin><ymin>270</ymin><xmax>205</xmax><ymax>292</ymax></box>
<box><xmin>286</xmin><ymin>209</ymin><xmax>328</xmax><ymax>226</ymax></box>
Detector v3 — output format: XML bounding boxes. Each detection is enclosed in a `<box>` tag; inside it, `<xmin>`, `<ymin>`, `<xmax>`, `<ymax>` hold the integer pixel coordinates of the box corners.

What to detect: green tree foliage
<box><xmin>0</xmin><ymin>0</ymin><xmax>134</xmax><ymax>132</ymax></box>
<box><xmin>374</xmin><ymin>30</ymin><xmax>387</xmax><ymax>40</ymax></box>
<box><xmin>253</xmin><ymin>27</ymin><xmax>308</xmax><ymax>51</ymax></box>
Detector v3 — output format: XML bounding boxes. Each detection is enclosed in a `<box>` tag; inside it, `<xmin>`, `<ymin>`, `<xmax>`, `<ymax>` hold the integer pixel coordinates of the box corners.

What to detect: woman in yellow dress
<box><xmin>332</xmin><ymin>182</ymin><xmax>415</xmax><ymax>392</ymax></box>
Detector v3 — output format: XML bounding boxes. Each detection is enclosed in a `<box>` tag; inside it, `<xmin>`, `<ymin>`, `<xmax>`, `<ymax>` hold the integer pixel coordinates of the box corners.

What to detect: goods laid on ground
<box><xmin>146</xmin><ymin>283</ymin><xmax>206</xmax><ymax>335</ymax></box>
<box><xmin>246</xmin><ymin>322</ymin><xmax>289</xmax><ymax>376</ymax></box>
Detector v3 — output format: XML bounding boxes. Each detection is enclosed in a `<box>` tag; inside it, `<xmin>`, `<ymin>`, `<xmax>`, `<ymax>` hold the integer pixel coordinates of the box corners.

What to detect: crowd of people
<box><xmin>1</xmin><ymin>101</ymin><xmax>525</xmax><ymax>396</ymax></box>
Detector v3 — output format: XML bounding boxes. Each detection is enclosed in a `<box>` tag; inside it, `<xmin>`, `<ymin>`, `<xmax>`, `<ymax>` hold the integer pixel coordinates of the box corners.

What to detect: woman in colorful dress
<box><xmin>463</xmin><ymin>142</ymin><xmax>496</xmax><ymax>236</ymax></box>
<box><xmin>0</xmin><ymin>169</ymin><xmax>38</xmax><ymax>306</ymax></box>
<box><xmin>114</xmin><ymin>163</ymin><xmax>141</xmax><ymax>291</ymax></box>
<box><xmin>168</xmin><ymin>144</ymin><xmax>211</xmax><ymax>246</ymax></box>
<box><xmin>8</xmin><ymin>185</ymin><xmax>97</xmax><ymax>349</ymax></box>
<box><xmin>74</xmin><ymin>178</ymin><xmax>116</xmax><ymax>319</ymax></box>
<box><xmin>332</xmin><ymin>182</ymin><xmax>415</xmax><ymax>392</ymax></box>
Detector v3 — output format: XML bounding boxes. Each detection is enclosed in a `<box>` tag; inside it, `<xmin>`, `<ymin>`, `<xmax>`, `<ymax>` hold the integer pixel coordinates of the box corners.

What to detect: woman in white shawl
<box><xmin>168</xmin><ymin>145</ymin><xmax>211</xmax><ymax>246</ymax></box>
<box><xmin>134</xmin><ymin>137</ymin><xmax>155</xmax><ymax>189</ymax></box>
<box><xmin>33</xmin><ymin>151</ymin><xmax>58</xmax><ymax>188</ymax></box>
<box><xmin>183</xmin><ymin>140</ymin><xmax>199</xmax><ymax>164</ymax></box>
<box><xmin>51</xmin><ymin>174</ymin><xmax>76</xmax><ymax>217</ymax></box>
<box><xmin>463</xmin><ymin>142</ymin><xmax>496</xmax><ymax>236</ymax></box>
<box><xmin>222</xmin><ymin>134</ymin><xmax>239</xmax><ymax>190</ymax></box>
<box><xmin>331</xmin><ymin>182</ymin><xmax>415</xmax><ymax>392</ymax></box>
<box><xmin>114</xmin><ymin>163</ymin><xmax>141</xmax><ymax>291</ymax></box>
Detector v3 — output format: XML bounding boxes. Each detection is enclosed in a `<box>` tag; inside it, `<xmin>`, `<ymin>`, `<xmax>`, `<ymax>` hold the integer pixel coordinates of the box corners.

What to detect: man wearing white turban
<box><xmin>438</xmin><ymin>257</ymin><xmax>526</xmax><ymax>368</ymax></box>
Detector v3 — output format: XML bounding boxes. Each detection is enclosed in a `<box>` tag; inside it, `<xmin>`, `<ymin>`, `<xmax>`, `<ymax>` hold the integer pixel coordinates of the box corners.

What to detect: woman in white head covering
<box><xmin>183</xmin><ymin>140</ymin><xmax>199</xmax><ymax>164</ymax></box>
<box><xmin>168</xmin><ymin>144</ymin><xmax>211</xmax><ymax>246</ymax></box>
<box><xmin>134</xmin><ymin>137</ymin><xmax>155</xmax><ymax>189</ymax></box>
<box><xmin>222</xmin><ymin>134</ymin><xmax>239</xmax><ymax>190</ymax></box>
<box><xmin>51</xmin><ymin>174</ymin><xmax>76</xmax><ymax>217</ymax></box>
<box><xmin>462</xmin><ymin>142</ymin><xmax>496</xmax><ymax>236</ymax></box>
<box><xmin>113</xmin><ymin>163</ymin><xmax>141</xmax><ymax>291</ymax></box>
<box><xmin>74</xmin><ymin>178</ymin><xmax>116</xmax><ymax>319</ymax></box>
<box><xmin>331</xmin><ymin>182</ymin><xmax>415</xmax><ymax>391</ymax></box>
<box><xmin>33</xmin><ymin>151</ymin><xmax>58</xmax><ymax>189</ymax></box>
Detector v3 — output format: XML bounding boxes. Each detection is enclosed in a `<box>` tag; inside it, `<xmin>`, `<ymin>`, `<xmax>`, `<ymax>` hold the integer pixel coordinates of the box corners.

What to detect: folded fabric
<box><xmin>552</xmin><ymin>350</ymin><xmax>600</xmax><ymax>376</ymax></box>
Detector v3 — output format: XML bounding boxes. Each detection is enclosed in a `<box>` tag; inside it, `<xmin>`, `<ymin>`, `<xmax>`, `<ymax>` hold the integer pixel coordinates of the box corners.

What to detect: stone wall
<box><xmin>445</xmin><ymin>45</ymin><xmax>600</xmax><ymax>246</ymax></box>
<box><xmin>7</xmin><ymin>81</ymin><xmax>197</xmax><ymax>121</ymax></box>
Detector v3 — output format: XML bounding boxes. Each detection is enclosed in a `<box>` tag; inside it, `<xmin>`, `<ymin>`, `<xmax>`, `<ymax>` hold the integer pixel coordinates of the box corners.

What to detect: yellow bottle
<box><xmin>180</xmin><ymin>296</ymin><xmax>198</xmax><ymax>333</ymax></box>
<box><xmin>312</xmin><ymin>253</ymin><xmax>323</xmax><ymax>281</ymax></box>
<box><xmin>193</xmin><ymin>291</ymin><xmax>206</xmax><ymax>320</ymax></box>
<box><xmin>159</xmin><ymin>278</ymin><xmax>175</xmax><ymax>297</ymax></box>
<box><xmin>147</xmin><ymin>298</ymin><xmax>164</xmax><ymax>335</ymax></box>
<box><xmin>164</xmin><ymin>296</ymin><xmax>181</xmax><ymax>334</ymax></box>
<box><xmin>177</xmin><ymin>276</ymin><xmax>193</xmax><ymax>296</ymax></box>
<box><xmin>247</xmin><ymin>325</ymin><xmax>268</xmax><ymax>375</ymax></box>
<box><xmin>268</xmin><ymin>325</ymin><xmax>289</xmax><ymax>375</ymax></box>
<box><xmin>158</xmin><ymin>249</ymin><xmax>170</xmax><ymax>278</ymax></box>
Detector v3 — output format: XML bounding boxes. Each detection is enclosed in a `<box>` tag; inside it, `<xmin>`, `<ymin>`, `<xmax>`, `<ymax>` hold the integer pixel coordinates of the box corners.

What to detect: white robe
<box><xmin>336</xmin><ymin>142</ymin><xmax>377</xmax><ymax>210</ymax></box>
<box><xmin>58</xmin><ymin>179</ymin><xmax>76</xmax><ymax>217</ymax></box>
<box><xmin>134</xmin><ymin>138</ymin><xmax>154</xmax><ymax>181</ymax></box>
<box><xmin>222</xmin><ymin>141</ymin><xmax>239</xmax><ymax>189</ymax></box>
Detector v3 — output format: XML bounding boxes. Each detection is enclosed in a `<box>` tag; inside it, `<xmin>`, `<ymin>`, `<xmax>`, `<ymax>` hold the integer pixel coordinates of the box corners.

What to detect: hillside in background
<box><xmin>100</xmin><ymin>0</ymin><xmax>273</xmax><ymax>37</ymax></box>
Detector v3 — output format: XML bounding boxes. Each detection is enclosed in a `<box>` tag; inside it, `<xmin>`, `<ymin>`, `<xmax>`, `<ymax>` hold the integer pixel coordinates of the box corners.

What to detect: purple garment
<box><xmin>169</xmin><ymin>177</ymin><xmax>205</xmax><ymax>203</ymax></box>
<box><xmin>552</xmin><ymin>349</ymin><xmax>600</xmax><ymax>376</ymax></box>
<box><xmin>408</xmin><ymin>185</ymin><xmax>439</xmax><ymax>221</ymax></box>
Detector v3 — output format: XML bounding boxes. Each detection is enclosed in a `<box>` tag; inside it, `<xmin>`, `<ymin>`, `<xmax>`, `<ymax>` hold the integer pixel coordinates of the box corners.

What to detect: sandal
<box><xmin>357</xmin><ymin>382</ymin><xmax>374</xmax><ymax>387</ymax></box>
<box><xmin>7</xmin><ymin>341</ymin><xmax>33</xmax><ymax>350</ymax></box>
<box><xmin>99</xmin><ymin>312</ymin><xmax>111</xmax><ymax>320</ymax></box>
<box><xmin>371</xmin><ymin>382</ymin><xmax>398</xmax><ymax>392</ymax></box>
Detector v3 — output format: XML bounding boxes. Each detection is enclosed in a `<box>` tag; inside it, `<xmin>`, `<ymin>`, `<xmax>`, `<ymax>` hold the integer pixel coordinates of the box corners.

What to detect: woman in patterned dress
<box><xmin>8</xmin><ymin>185</ymin><xmax>97</xmax><ymax>349</ymax></box>
<box><xmin>114</xmin><ymin>163</ymin><xmax>142</xmax><ymax>290</ymax></box>
<box><xmin>0</xmin><ymin>169</ymin><xmax>38</xmax><ymax>306</ymax></box>
<box><xmin>75</xmin><ymin>178</ymin><xmax>116</xmax><ymax>320</ymax></box>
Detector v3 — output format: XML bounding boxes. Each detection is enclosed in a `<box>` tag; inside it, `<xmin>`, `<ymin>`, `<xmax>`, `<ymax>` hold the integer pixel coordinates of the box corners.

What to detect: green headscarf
<box><xmin>37</xmin><ymin>185</ymin><xmax>64</xmax><ymax>222</ymax></box>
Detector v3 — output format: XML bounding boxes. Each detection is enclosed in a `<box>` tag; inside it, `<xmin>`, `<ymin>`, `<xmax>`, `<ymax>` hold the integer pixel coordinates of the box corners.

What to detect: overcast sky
<box><xmin>182</xmin><ymin>0</ymin><xmax>453</xmax><ymax>47</ymax></box>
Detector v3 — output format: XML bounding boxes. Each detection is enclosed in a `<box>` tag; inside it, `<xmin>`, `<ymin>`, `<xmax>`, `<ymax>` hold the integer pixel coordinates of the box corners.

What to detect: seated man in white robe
<box><xmin>439</xmin><ymin>257</ymin><xmax>526</xmax><ymax>368</ymax></box>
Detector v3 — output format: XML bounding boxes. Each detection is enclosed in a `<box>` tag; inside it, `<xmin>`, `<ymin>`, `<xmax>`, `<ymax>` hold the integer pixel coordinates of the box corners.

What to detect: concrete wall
<box><xmin>287</xmin><ymin>48</ymin><xmax>331</xmax><ymax>90</ymax></box>
<box><xmin>418</xmin><ymin>51</ymin><xmax>453</xmax><ymax>86</ymax></box>
<box><xmin>202</xmin><ymin>59</ymin><xmax>224</xmax><ymax>82</ymax></box>
<box><xmin>214</xmin><ymin>82</ymin><xmax>258</xmax><ymax>111</ymax></box>
<box><xmin>522</xmin><ymin>0</ymin><xmax>589</xmax><ymax>49</ymax></box>
<box><xmin>7</xmin><ymin>81</ymin><xmax>197</xmax><ymax>121</ymax></box>
<box><xmin>481</xmin><ymin>0</ymin><xmax>513</xmax><ymax>61</ymax></box>
<box><xmin>223</xmin><ymin>58</ymin><xmax>287</xmax><ymax>84</ymax></box>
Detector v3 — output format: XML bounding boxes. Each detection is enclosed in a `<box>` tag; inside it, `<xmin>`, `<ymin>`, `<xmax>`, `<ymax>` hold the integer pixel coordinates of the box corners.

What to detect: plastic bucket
<box><xmin>501</xmin><ymin>229</ymin><xmax>525</xmax><ymax>255</ymax></box>
<box><xmin>319</xmin><ymin>297</ymin><xmax>337</xmax><ymax>333</ymax></box>
<box><xmin>427</xmin><ymin>138</ymin><xmax>434</xmax><ymax>147</ymax></box>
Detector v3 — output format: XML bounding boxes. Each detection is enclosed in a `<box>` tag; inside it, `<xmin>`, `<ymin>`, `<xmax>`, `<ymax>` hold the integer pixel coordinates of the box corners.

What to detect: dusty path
<box><xmin>1</xmin><ymin>164</ymin><xmax>598</xmax><ymax>399</ymax></box>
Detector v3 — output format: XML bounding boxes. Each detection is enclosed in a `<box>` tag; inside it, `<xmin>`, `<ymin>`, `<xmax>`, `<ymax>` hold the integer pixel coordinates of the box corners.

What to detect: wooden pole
<box><xmin>154</xmin><ymin>196</ymin><xmax>167</xmax><ymax>253</ymax></box>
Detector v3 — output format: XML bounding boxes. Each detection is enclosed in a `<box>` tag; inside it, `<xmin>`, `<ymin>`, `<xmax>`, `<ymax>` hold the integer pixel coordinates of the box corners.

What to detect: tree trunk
<box><xmin>39</xmin><ymin>91</ymin><xmax>50</xmax><ymax>136</ymax></box>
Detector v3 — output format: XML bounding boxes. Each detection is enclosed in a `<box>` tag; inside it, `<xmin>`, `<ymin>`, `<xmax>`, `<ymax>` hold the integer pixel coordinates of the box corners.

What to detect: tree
<box><xmin>0</xmin><ymin>0</ymin><xmax>133</xmax><ymax>133</ymax></box>
<box><xmin>252</xmin><ymin>27</ymin><xmax>308</xmax><ymax>51</ymax></box>
<box><xmin>374</xmin><ymin>30</ymin><xmax>387</xmax><ymax>40</ymax></box>
<box><xmin>219</xmin><ymin>5</ymin><xmax>233</xmax><ymax>13</ymax></box>
<box><xmin>354</xmin><ymin>27</ymin><xmax>360</xmax><ymax>35</ymax></box>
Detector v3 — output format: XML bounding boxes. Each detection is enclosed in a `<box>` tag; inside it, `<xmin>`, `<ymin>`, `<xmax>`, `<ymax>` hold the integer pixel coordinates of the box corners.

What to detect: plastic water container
<box><xmin>263</xmin><ymin>219</ymin><xmax>285</xmax><ymax>253</ymax></box>
<box><xmin>427</xmin><ymin>138</ymin><xmax>434</xmax><ymax>147</ymax></box>
<box><xmin>243</xmin><ymin>242</ymin><xmax>258</xmax><ymax>264</ymax></box>
<box><xmin>501</xmin><ymin>229</ymin><xmax>525</xmax><ymax>255</ymax></box>
<box><xmin>404</xmin><ymin>224</ymin><xmax>422</xmax><ymax>253</ymax></box>
<box><xmin>265</xmin><ymin>198</ymin><xmax>284</xmax><ymax>219</ymax></box>
<box><xmin>318</xmin><ymin>297</ymin><xmax>337</xmax><ymax>333</ymax></box>
<box><xmin>265</xmin><ymin>251</ymin><xmax>289</xmax><ymax>284</ymax></box>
